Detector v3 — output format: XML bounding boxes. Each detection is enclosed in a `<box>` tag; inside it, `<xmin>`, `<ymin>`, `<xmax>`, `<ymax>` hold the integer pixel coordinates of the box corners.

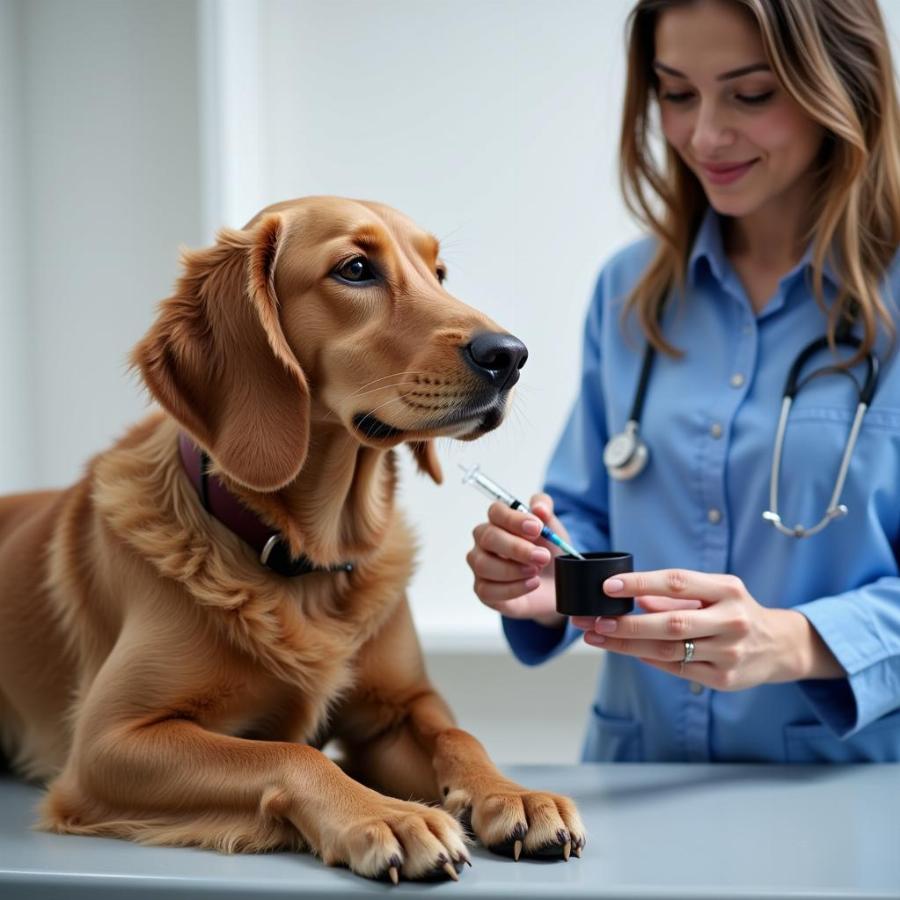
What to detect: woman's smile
<box><xmin>697</xmin><ymin>158</ymin><xmax>760</xmax><ymax>185</ymax></box>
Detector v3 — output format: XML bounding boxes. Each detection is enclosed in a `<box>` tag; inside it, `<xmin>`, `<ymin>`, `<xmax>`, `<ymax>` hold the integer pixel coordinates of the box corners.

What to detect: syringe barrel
<box><xmin>468</xmin><ymin>470</ymin><xmax>520</xmax><ymax>508</ymax></box>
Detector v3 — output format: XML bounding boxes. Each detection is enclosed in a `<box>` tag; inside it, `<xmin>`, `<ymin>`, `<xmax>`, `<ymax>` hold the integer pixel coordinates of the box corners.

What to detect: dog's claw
<box><xmin>513</xmin><ymin>839</ymin><xmax>523</xmax><ymax>861</ymax></box>
<box><xmin>443</xmin><ymin>862</ymin><xmax>460</xmax><ymax>881</ymax></box>
<box><xmin>573</xmin><ymin>842</ymin><xmax>582</xmax><ymax>858</ymax></box>
<box><xmin>388</xmin><ymin>866</ymin><xmax>399</xmax><ymax>885</ymax></box>
<box><xmin>563</xmin><ymin>840</ymin><xmax>571</xmax><ymax>861</ymax></box>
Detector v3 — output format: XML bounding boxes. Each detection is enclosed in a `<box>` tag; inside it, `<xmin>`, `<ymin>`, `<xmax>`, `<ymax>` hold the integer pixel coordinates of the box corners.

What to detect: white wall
<box><xmin>0</xmin><ymin>0</ymin><xmax>32</xmax><ymax>492</ymax></box>
<box><xmin>2</xmin><ymin>0</ymin><xmax>204</xmax><ymax>490</ymax></box>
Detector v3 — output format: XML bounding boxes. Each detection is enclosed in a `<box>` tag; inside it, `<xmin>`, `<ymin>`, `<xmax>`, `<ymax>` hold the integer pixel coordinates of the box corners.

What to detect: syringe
<box><xmin>459</xmin><ymin>464</ymin><xmax>585</xmax><ymax>559</ymax></box>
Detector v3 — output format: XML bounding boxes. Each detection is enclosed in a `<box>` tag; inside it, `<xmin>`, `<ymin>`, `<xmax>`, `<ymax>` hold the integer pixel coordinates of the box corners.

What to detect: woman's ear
<box><xmin>408</xmin><ymin>440</ymin><xmax>443</xmax><ymax>484</ymax></box>
<box><xmin>131</xmin><ymin>214</ymin><xmax>310</xmax><ymax>492</ymax></box>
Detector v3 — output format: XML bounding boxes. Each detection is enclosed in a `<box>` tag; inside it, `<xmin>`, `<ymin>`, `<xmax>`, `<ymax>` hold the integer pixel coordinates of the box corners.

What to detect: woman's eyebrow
<box><xmin>653</xmin><ymin>61</ymin><xmax>771</xmax><ymax>81</ymax></box>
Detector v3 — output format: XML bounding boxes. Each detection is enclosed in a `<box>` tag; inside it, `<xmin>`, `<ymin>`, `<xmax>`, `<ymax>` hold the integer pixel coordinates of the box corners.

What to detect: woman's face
<box><xmin>654</xmin><ymin>0</ymin><xmax>825</xmax><ymax>220</ymax></box>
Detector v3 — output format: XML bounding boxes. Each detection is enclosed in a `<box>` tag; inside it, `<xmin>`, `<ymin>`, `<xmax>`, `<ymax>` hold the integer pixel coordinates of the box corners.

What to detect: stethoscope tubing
<box><xmin>604</xmin><ymin>329</ymin><xmax>880</xmax><ymax>538</ymax></box>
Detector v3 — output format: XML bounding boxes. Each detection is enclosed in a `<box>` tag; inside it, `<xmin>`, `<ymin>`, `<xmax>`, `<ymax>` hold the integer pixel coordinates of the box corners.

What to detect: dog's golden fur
<box><xmin>0</xmin><ymin>197</ymin><xmax>583</xmax><ymax>881</ymax></box>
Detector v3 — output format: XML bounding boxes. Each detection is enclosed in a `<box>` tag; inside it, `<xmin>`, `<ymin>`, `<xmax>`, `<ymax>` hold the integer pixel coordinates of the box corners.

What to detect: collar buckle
<box><xmin>259</xmin><ymin>532</ymin><xmax>353</xmax><ymax>578</ymax></box>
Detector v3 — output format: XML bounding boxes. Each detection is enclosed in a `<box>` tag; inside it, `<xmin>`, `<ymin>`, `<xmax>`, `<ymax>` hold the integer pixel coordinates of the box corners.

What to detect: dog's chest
<box><xmin>207</xmin><ymin>565</ymin><xmax>403</xmax><ymax>744</ymax></box>
<box><xmin>216</xmin><ymin>644</ymin><xmax>357</xmax><ymax>745</ymax></box>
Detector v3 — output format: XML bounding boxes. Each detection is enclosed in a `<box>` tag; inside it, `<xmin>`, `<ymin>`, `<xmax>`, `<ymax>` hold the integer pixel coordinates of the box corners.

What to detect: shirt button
<box><xmin>707</xmin><ymin>507</ymin><xmax>722</xmax><ymax>524</ymax></box>
<box><xmin>690</xmin><ymin>681</ymin><xmax>704</xmax><ymax>695</ymax></box>
<box><xmin>730</xmin><ymin>373</ymin><xmax>745</xmax><ymax>388</ymax></box>
<box><xmin>710</xmin><ymin>422</ymin><xmax>723</xmax><ymax>439</ymax></box>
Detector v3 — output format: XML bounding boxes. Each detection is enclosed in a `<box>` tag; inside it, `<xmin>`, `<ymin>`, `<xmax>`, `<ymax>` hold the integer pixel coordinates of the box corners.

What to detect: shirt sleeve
<box><xmin>795</xmin><ymin>576</ymin><xmax>900</xmax><ymax>737</ymax></box>
<box><xmin>503</xmin><ymin>269</ymin><xmax>613</xmax><ymax>667</ymax></box>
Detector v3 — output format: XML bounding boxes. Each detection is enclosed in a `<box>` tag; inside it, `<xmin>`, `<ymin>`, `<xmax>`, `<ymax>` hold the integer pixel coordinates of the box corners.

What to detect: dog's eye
<box><xmin>334</xmin><ymin>257</ymin><xmax>377</xmax><ymax>284</ymax></box>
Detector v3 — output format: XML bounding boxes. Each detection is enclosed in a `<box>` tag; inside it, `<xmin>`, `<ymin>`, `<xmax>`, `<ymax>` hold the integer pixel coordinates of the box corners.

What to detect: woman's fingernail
<box><xmin>595</xmin><ymin>618</ymin><xmax>617</xmax><ymax>634</ymax></box>
<box><xmin>585</xmin><ymin>633</ymin><xmax>606</xmax><ymax>646</ymax></box>
<box><xmin>520</xmin><ymin>565</ymin><xmax>539</xmax><ymax>576</ymax></box>
<box><xmin>522</xmin><ymin>518</ymin><xmax>542</xmax><ymax>537</ymax></box>
<box><xmin>604</xmin><ymin>578</ymin><xmax>625</xmax><ymax>593</ymax></box>
<box><xmin>531</xmin><ymin>548</ymin><xmax>551</xmax><ymax>565</ymax></box>
<box><xmin>524</xmin><ymin>576</ymin><xmax>541</xmax><ymax>590</ymax></box>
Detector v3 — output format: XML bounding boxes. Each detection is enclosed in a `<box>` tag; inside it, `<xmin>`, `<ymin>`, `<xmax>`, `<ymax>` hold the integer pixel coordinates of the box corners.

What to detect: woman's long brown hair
<box><xmin>620</xmin><ymin>0</ymin><xmax>900</xmax><ymax>359</ymax></box>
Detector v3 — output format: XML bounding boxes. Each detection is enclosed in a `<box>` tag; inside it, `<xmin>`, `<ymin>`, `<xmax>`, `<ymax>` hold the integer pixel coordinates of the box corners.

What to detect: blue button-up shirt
<box><xmin>504</xmin><ymin>210</ymin><xmax>900</xmax><ymax>763</ymax></box>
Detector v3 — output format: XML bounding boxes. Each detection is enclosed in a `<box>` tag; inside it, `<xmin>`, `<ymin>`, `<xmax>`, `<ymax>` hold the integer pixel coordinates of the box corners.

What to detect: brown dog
<box><xmin>0</xmin><ymin>196</ymin><xmax>584</xmax><ymax>883</ymax></box>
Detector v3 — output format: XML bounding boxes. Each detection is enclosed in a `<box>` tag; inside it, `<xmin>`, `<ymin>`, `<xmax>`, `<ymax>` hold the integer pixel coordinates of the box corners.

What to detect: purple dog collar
<box><xmin>177</xmin><ymin>432</ymin><xmax>352</xmax><ymax>578</ymax></box>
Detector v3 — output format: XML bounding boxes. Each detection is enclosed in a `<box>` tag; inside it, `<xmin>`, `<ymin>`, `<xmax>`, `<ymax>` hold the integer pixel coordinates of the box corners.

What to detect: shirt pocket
<box><xmin>582</xmin><ymin>706</ymin><xmax>644</xmax><ymax>762</ymax></box>
<box><xmin>784</xmin><ymin>707</ymin><xmax>900</xmax><ymax>763</ymax></box>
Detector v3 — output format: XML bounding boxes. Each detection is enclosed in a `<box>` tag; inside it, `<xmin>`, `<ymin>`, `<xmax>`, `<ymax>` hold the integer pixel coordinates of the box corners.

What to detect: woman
<box><xmin>466</xmin><ymin>0</ymin><xmax>900</xmax><ymax>762</ymax></box>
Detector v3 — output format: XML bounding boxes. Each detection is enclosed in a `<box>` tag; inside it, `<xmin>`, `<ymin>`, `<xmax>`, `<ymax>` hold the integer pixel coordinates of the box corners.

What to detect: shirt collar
<box><xmin>687</xmin><ymin>206</ymin><xmax>838</xmax><ymax>294</ymax></box>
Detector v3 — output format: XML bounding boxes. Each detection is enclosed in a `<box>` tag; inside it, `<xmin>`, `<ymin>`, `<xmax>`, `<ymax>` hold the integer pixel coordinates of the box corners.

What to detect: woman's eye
<box><xmin>335</xmin><ymin>257</ymin><xmax>376</xmax><ymax>283</ymax></box>
<box><xmin>736</xmin><ymin>90</ymin><xmax>775</xmax><ymax>106</ymax></box>
<box><xmin>661</xmin><ymin>91</ymin><xmax>694</xmax><ymax>104</ymax></box>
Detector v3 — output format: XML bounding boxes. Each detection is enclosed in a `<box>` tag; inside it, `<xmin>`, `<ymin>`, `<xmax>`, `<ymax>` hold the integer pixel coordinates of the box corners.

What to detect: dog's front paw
<box><xmin>444</xmin><ymin>783</ymin><xmax>586</xmax><ymax>861</ymax></box>
<box><xmin>317</xmin><ymin>797</ymin><xmax>470</xmax><ymax>883</ymax></box>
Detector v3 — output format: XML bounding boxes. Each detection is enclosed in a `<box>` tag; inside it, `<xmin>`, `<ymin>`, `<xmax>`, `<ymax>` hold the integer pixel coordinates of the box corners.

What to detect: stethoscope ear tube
<box><xmin>783</xmin><ymin>334</ymin><xmax>878</xmax><ymax>403</ymax></box>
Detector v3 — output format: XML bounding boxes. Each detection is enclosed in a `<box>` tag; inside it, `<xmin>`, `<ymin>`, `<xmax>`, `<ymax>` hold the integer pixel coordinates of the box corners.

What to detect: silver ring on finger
<box><xmin>679</xmin><ymin>639</ymin><xmax>696</xmax><ymax>674</ymax></box>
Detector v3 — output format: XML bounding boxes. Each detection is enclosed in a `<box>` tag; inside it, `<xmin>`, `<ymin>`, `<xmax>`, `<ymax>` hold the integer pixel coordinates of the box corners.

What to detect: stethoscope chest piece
<box><xmin>603</xmin><ymin>419</ymin><xmax>649</xmax><ymax>481</ymax></box>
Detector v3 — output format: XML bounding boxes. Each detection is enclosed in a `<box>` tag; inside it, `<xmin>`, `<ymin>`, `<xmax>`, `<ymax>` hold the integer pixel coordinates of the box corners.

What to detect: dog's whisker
<box><xmin>355</xmin><ymin>389</ymin><xmax>422</xmax><ymax>429</ymax></box>
<box><xmin>341</xmin><ymin>371</ymin><xmax>430</xmax><ymax>403</ymax></box>
<box><xmin>344</xmin><ymin>381</ymin><xmax>422</xmax><ymax>401</ymax></box>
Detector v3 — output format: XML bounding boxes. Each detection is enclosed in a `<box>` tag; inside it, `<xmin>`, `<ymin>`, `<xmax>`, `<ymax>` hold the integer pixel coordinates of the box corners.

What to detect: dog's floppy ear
<box><xmin>408</xmin><ymin>441</ymin><xmax>443</xmax><ymax>485</ymax></box>
<box><xmin>132</xmin><ymin>214</ymin><xmax>310</xmax><ymax>492</ymax></box>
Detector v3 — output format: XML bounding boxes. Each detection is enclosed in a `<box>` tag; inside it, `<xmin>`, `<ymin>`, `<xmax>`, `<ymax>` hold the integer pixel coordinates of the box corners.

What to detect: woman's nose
<box><xmin>690</xmin><ymin>101</ymin><xmax>736</xmax><ymax>156</ymax></box>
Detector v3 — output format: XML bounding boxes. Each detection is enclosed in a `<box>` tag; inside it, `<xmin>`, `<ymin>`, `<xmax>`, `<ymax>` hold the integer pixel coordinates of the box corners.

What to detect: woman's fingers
<box><xmin>581</xmin><ymin>608</ymin><xmax>722</xmax><ymax>641</ymax></box>
<box><xmin>467</xmin><ymin>546</ymin><xmax>541</xmax><ymax>582</ymax></box>
<box><xmin>604</xmin><ymin>569</ymin><xmax>745</xmax><ymax>605</ymax></box>
<box><xmin>475</xmin><ymin>519</ymin><xmax>552</xmax><ymax>568</ymax></box>
<box><xmin>487</xmin><ymin>500</ymin><xmax>543</xmax><ymax>538</ymax></box>
<box><xmin>475</xmin><ymin>575</ymin><xmax>543</xmax><ymax>608</ymax></box>
<box><xmin>571</xmin><ymin>598</ymin><xmax>701</xmax><ymax>633</ymax></box>
<box><xmin>528</xmin><ymin>493</ymin><xmax>575</xmax><ymax>546</ymax></box>
<box><xmin>636</xmin><ymin>595</ymin><xmax>703</xmax><ymax>612</ymax></box>
<box><xmin>583</xmin><ymin>632</ymin><xmax>706</xmax><ymax>661</ymax></box>
<box><xmin>584</xmin><ymin>630</ymin><xmax>726</xmax><ymax>665</ymax></box>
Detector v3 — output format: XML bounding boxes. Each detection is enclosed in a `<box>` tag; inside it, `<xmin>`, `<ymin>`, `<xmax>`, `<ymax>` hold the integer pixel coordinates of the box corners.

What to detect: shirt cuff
<box><xmin>796</xmin><ymin>595</ymin><xmax>899</xmax><ymax>737</ymax></box>
<box><xmin>502</xmin><ymin>615</ymin><xmax>581</xmax><ymax>666</ymax></box>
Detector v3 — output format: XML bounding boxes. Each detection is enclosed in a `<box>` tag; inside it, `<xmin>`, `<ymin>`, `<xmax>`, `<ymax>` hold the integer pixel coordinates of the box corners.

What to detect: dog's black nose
<box><xmin>463</xmin><ymin>332</ymin><xmax>528</xmax><ymax>390</ymax></box>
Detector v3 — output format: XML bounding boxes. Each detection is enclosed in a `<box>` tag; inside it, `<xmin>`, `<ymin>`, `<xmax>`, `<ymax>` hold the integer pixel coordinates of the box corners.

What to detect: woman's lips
<box><xmin>699</xmin><ymin>159</ymin><xmax>759</xmax><ymax>185</ymax></box>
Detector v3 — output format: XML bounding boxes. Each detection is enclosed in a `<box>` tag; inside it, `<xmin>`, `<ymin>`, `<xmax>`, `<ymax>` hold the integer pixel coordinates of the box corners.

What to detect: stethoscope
<box><xmin>602</xmin><ymin>322</ymin><xmax>880</xmax><ymax>538</ymax></box>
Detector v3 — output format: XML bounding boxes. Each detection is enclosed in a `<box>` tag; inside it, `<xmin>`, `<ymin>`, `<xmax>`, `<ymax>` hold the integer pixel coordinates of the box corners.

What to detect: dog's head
<box><xmin>133</xmin><ymin>196</ymin><xmax>526</xmax><ymax>492</ymax></box>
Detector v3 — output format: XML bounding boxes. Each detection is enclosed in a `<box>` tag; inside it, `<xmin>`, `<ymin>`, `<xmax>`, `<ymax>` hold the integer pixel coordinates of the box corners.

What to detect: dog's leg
<box><xmin>42</xmin><ymin>719</ymin><xmax>468</xmax><ymax>882</ymax></box>
<box><xmin>346</xmin><ymin>692</ymin><xmax>586</xmax><ymax>861</ymax></box>
<box><xmin>343</xmin><ymin>599</ymin><xmax>586</xmax><ymax>861</ymax></box>
<box><xmin>413</xmin><ymin>697</ymin><xmax>586</xmax><ymax>860</ymax></box>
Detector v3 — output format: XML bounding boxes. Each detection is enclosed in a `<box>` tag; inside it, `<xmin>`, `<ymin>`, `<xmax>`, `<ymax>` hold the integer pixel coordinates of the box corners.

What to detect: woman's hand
<box><xmin>572</xmin><ymin>568</ymin><xmax>844</xmax><ymax>690</ymax></box>
<box><xmin>466</xmin><ymin>493</ymin><xmax>569</xmax><ymax>628</ymax></box>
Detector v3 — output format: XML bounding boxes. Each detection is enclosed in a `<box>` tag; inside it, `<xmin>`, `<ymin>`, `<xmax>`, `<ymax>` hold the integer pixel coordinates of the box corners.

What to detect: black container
<box><xmin>555</xmin><ymin>551</ymin><xmax>634</xmax><ymax>616</ymax></box>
